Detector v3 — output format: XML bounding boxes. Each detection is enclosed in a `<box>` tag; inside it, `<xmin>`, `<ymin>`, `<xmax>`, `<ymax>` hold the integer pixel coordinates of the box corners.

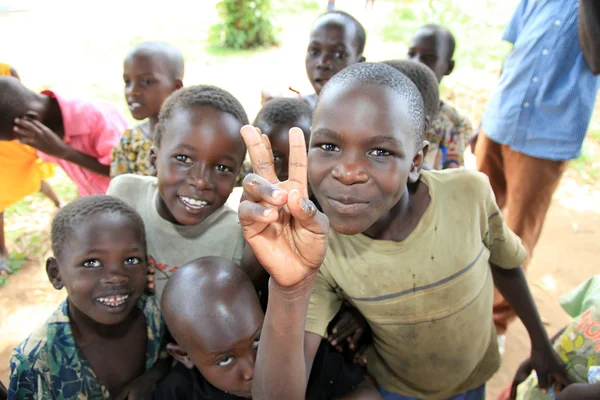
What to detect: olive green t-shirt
<box><xmin>107</xmin><ymin>174</ymin><xmax>244</xmax><ymax>303</ymax></box>
<box><xmin>305</xmin><ymin>169</ymin><xmax>527</xmax><ymax>399</ymax></box>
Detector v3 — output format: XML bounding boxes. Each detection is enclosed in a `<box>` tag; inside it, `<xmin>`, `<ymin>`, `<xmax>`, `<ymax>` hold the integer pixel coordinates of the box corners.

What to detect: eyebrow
<box><xmin>209</xmin><ymin>325</ymin><xmax>263</xmax><ymax>358</ymax></box>
<box><xmin>312</xmin><ymin>129</ymin><xmax>405</xmax><ymax>150</ymax></box>
<box><xmin>311</xmin><ymin>128</ymin><xmax>341</xmax><ymax>140</ymax></box>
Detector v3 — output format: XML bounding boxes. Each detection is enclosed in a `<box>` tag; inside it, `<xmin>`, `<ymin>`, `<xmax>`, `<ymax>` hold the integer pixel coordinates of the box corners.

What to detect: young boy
<box><xmin>303</xmin><ymin>10</ymin><xmax>366</xmax><ymax>109</ymax></box>
<box><xmin>238</xmin><ymin>63</ymin><xmax>567</xmax><ymax>399</ymax></box>
<box><xmin>9</xmin><ymin>195</ymin><xmax>168</xmax><ymax>399</ymax></box>
<box><xmin>408</xmin><ymin>24</ymin><xmax>472</xmax><ymax>169</ymax></box>
<box><xmin>154</xmin><ymin>256</ymin><xmax>381</xmax><ymax>399</ymax></box>
<box><xmin>502</xmin><ymin>275</ymin><xmax>600</xmax><ymax>400</ymax></box>
<box><xmin>108</xmin><ymin>85</ymin><xmax>248</xmax><ymax>301</ymax></box>
<box><xmin>0</xmin><ymin>77</ymin><xmax>126</xmax><ymax>196</ymax></box>
<box><xmin>111</xmin><ymin>41</ymin><xmax>184</xmax><ymax>177</ymax></box>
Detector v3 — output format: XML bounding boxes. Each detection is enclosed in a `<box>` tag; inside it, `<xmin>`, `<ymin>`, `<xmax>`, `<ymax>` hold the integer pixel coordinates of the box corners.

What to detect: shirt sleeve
<box><xmin>305</xmin><ymin>342</ymin><xmax>366</xmax><ymax>400</ymax></box>
<box><xmin>110</xmin><ymin>130</ymin><xmax>131</xmax><ymax>177</ymax></box>
<box><xmin>8</xmin><ymin>352</ymin><xmax>40</xmax><ymax>400</ymax></box>
<box><xmin>559</xmin><ymin>275</ymin><xmax>600</xmax><ymax>318</ymax></box>
<box><xmin>481</xmin><ymin>174</ymin><xmax>527</xmax><ymax>268</ymax></box>
<box><xmin>502</xmin><ymin>0</ymin><xmax>529</xmax><ymax>44</ymax></box>
<box><xmin>305</xmin><ymin>258</ymin><xmax>344</xmax><ymax>337</ymax></box>
<box><xmin>91</xmin><ymin>105</ymin><xmax>127</xmax><ymax>166</ymax></box>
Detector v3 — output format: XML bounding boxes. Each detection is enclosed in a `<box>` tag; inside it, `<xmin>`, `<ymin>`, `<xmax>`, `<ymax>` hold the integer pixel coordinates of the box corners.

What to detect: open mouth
<box><xmin>315</xmin><ymin>78</ymin><xmax>330</xmax><ymax>87</ymax></box>
<box><xmin>178</xmin><ymin>196</ymin><xmax>211</xmax><ymax>211</ymax></box>
<box><xmin>128</xmin><ymin>102</ymin><xmax>143</xmax><ymax>111</ymax></box>
<box><xmin>95</xmin><ymin>293</ymin><xmax>130</xmax><ymax>308</ymax></box>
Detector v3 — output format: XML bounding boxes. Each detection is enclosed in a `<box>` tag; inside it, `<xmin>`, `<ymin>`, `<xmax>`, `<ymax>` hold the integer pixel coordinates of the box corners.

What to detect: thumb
<box><xmin>536</xmin><ymin>371</ymin><xmax>549</xmax><ymax>393</ymax></box>
<box><xmin>287</xmin><ymin>189</ymin><xmax>328</xmax><ymax>235</ymax></box>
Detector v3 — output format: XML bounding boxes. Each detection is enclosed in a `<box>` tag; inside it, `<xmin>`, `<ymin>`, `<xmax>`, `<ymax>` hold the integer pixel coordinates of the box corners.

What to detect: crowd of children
<box><xmin>0</xmin><ymin>3</ymin><xmax>597</xmax><ymax>400</ymax></box>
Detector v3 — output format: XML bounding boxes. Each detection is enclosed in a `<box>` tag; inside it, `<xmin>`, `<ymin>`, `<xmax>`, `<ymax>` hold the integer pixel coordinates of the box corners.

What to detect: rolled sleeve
<box><xmin>305</xmin><ymin>262</ymin><xmax>344</xmax><ymax>338</ymax></box>
<box><xmin>502</xmin><ymin>0</ymin><xmax>528</xmax><ymax>44</ymax></box>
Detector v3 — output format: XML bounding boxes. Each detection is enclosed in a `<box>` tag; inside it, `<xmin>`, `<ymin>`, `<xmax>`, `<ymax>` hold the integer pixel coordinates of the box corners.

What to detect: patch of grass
<box><xmin>273</xmin><ymin>0</ymin><xmax>320</xmax><ymax>13</ymax></box>
<box><xmin>0</xmin><ymin>253</ymin><xmax>26</xmax><ymax>287</ymax></box>
<box><xmin>571</xmin><ymin>141</ymin><xmax>600</xmax><ymax>184</ymax></box>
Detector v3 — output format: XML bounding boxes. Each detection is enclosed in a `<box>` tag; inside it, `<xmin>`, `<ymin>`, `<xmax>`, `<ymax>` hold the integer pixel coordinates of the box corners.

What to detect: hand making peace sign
<box><xmin>238</xmin><ymin>125</ymin><xmax>329</xmax><ymax>288</ymax></box>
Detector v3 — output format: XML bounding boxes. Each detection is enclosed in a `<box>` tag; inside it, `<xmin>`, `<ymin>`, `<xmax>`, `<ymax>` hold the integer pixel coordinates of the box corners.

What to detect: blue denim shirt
<box><xmin>482</xmin><ymin>0</ymin><xmax>600</xmax><ymax>161</ymax></box>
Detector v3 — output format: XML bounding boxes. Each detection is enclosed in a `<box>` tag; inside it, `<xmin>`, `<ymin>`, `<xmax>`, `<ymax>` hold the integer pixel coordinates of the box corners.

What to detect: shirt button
<box><xmin>555</xmin><ymin>20</ymin><xmax>561</xmax><ymax>26</ymax></box>
<box><xmin>523</xmin><ymin>102</ymin><xmax>530</xmax><ymax>108</ymax></box>
<box><xmin>532</xmin><ymin>76</ymin><xmax>539</xmax><ymax>82</ymax></box>
<box><xmin>542</xmin><ymin>49</ymin><xmax>549</xmax><ymax>56</ymax></box>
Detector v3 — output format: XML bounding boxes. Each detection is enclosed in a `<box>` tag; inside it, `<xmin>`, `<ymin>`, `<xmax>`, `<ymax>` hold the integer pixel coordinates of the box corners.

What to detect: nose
<box><xmin>102</xmin><ymin>263</ymin><xmax>129</xmax><ymax>285</ymax></box>
<box><xmin>316</xmin><ymin>52</ymin><xmax>333</xmax><ymax>70</ymax></box>
<box><xmin>187</xmin><ymin>164</ymin><xmax>215</xmax><ymax>190</ymax></box>
<box><xmin>239</xmin><ymin>355</ymin><xmax>254</xmax><ymax>382</ymax></box>
<box><xmin>331</xmin><ymin>153</ymin><xmax>368</xmax><ymax>185</ymax></box>
<box><xmin>125</xmin><ymin>81</ymin><xmax>140</xmax><ymax>97</ymax></box>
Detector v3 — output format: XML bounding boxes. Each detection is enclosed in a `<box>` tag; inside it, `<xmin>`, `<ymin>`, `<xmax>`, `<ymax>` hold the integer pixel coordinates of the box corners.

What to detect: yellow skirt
<box><xmin>0</xmin><ymin>141</ymin><xmax>55</xmax><ymax>212</ymax></box>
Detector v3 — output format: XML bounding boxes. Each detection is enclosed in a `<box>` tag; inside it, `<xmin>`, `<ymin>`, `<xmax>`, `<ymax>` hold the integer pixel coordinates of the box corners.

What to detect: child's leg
<box><xmin>0</xmin><ymin>212</ymin><xmax>11</xmax><ymax>274</ymax></box>
<box><xmin>39</xmin><ymin>180</ymin><xmax>62</xmax><ymax>208</ymax></box>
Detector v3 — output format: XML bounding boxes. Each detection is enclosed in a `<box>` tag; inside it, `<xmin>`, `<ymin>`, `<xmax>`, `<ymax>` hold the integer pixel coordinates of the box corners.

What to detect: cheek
<box><xmin>203</xmin><ymin>366</ymin><xmax>242</xmax><ymax>390</ymax></box>
<box><xmin>215</xmin><ymin>175</ymin><xmax>236</xmax><ymax>198</ymax></box>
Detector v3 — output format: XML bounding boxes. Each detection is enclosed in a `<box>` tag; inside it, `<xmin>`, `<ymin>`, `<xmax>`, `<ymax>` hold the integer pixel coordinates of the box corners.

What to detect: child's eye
<box><xmin>308</xmin><ymin>47</ymin><xmax>320</xmax><ymax>56</ymax></box>
<box><xmin>140</xmin><ymin>78</ymin><xmax>153</xmax><ymax>86</ymax></box>
<box><xmin>319</xmin><ymin>143</ymin><xmax>340</xmax><ymax>152</ymax></box>
<box><xmin>82</xmin><ymin>259</ymin><xmax>102</xmax><ymax>268</ymax></box>
<box><xmin>334</xmin><ymin>51</ymin><xmax>347</xmax><ymax>60</ymax></box>
<box><xmin>124</xmin><ymin>257</ymin><xmax>141</xmax><ymax>265</ymax></box>
<box><xmin>252</xmin><ymin>337</ymin><xmax>260</xmax><ymax>349</ymax></box>
<box><xmin>216</xmin><ymin>356</ymin><xmax>234</xmax><ymax>367</ymax></box>
<box><xmin>175</xmin><ymin>155</ymin><xmax>193</xmax><ymax>164</ymax></box>
<box><xmin>124</xmin><ymin>79</ymin><xmax>131</xmax><ymax>86</ymax></box>
<box><xmin>367</xmin><ymin>149</ymin><xmax>394</xmax><ymax>157</ymax></box>
<box><xmin>214</xmin><ymin>165</ymin><xmax>232</xmax><ymax>173</ymax></box>
<box><xmin>407</xmin><ymin>50</ymin><xmax>416</xmax><ymax>58</ymax></box>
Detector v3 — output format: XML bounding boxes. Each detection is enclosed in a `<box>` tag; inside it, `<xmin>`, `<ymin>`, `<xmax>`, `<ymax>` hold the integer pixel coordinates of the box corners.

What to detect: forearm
<box><xmin>61</xmin><ymin>145</ymin><xmax>110</xmax><ymax>176</ymax></box>
<box><xmin>491</xmin><ymin>265</ymin><xmax>551</xmax><ymax>347</ymax></box>
<box><xmin>336</xmin><ymin>381</ymin><xmax>382</xmax><ymax>400</ymax></box>
<box><xmin>143</xmin><ymin>357</ymin><xmax>171</xmax><ymax>384</ymax></box>
<box><xmin>253</xmin><ymin>279</ymin><xmax>313</xmax><ymax>400</ymax></box>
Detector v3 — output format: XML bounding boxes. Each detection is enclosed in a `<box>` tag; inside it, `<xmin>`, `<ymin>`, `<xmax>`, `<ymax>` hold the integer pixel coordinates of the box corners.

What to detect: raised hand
<box><xmin>238</xmin><ymin>125</ymin><xmax>329</xmax><ymax>288</ymax></box>
<box><xmin>13</xmin><ymin>114</ymin><xmax>66</xmax><ymax>157</ymax></box>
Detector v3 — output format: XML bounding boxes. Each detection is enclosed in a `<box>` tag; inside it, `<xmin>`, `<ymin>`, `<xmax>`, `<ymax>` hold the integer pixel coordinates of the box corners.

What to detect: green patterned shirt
<box><xmin>8</xmin><ymin>295</ymin><xmax>165</xmax><ymax>399</ymax></box>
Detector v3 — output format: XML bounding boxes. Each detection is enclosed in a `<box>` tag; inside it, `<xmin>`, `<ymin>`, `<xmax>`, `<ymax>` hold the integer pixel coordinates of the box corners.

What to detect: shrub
<box><xmin>212</xmin><ymin>0</ymin><xmax>279</xmax><ymax>49</ymax></box>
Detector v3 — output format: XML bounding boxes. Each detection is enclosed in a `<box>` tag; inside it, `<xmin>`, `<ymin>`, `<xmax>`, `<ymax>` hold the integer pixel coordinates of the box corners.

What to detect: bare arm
<box><xmin>60</xmin><ymin>145</ymin><xmax>111</xmax><ymax>176</ymax></box>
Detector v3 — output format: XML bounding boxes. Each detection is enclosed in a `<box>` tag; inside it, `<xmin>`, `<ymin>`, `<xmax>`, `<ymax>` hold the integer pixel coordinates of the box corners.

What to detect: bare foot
<box><xmin>0</xmin><ymin>255</ymin><xmax>12</xmax><ymax>275</ymax></box>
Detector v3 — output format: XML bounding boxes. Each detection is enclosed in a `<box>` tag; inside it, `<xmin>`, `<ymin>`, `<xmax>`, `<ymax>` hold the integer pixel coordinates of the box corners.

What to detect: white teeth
<box><xmin>180</xmin><ymin>196</ymin><xmax>209</xmax><ymax>209</ymax></box>
<box><xmin>129</xmin><ymin>103</ymin><xmax>142</xmax><ymax>109</ymax></box>
<box><xmin>96</xmin><ymin>294</ymin><xmax>129</xmax><ymax>307</ymax></box>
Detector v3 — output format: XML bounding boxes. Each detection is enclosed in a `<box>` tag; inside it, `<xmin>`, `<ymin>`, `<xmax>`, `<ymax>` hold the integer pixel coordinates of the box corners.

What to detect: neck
<box><xmin>148</xmin><ymin>116</ymin><xmax>158</xmax><ymax>139</ymax></box>
<box><xmin>34</xmin><ymin>94</ymin><xmax>64</xmax><ymax>138</ymax></box>
<box><xmin>363</xmin><ymin>178</ymin><xmax>430</xmax><ymax>241</ymax></box>
<box><xmin>68</xmin><ymin>299</ymin><xmax>135</xmax><ymax>342</ymax></box>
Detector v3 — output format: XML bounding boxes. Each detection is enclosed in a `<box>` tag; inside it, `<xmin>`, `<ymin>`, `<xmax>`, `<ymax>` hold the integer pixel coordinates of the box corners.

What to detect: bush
<box><xmin>212</xmin><ymin>0</ymin><xmax>279</xmax><ymax>50</ymax></box>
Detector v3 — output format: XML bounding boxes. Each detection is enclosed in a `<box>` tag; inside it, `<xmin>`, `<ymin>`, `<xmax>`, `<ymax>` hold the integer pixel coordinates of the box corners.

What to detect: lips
<box><xmin>95</xmin><ymin>292</ymin><xmax>131</xmax><ymax>309</ymax></box>
<box><xmin>314</xmin><ymin>78</ymin><xmax>330</xmax><ymax>89</ymax></box>
<box><xmin>178</xmin><ymin>195</ymin><xmax>212</xmax><ymax>212</ymax></box>
<box><xmin>326</xmin><ymin>196</ymin><xmax>370</xmax><ymax>216</ymax></box>
<box><xmin>128</xmin><ymin>102</ymin><xmax>143</xmax><ymax>111</ymax></box>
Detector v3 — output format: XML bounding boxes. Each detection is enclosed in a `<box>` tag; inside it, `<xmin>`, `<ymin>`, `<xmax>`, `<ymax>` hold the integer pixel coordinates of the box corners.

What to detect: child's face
<box><xmin>305</xmin><ymin>15</ymin><xmax>363</xmax><ymax>95</ymax></box>
<box><xmin>309</xmin><ymin>83</ymin><xmax>423</xmax><ymax>235</ymax></box>
<box><xmin>47</xmin><ymin>213</ymin><xmax>147</xmax><ymax>326</ymax></box>
<box><xmin>124</xmin><ymin>53</ymin><xmax>181</xmax><ymax>121</ymax></box>
<box><xmin>181</xmin><ymin>290</ymin><xmax>264</xmax><ymax>398</ymax></box>
<box><xmin>257</xmin><ymin>117</ymin><xmax>311</xmax><ymax>181</ymax></box>
<box><xmin>408</xmin><ymin>29</ymin><xmax>451</xmax><ymax>82</ymax></box>
<box><xmin>154</xmin><ymin>106</ymin><xmax>245</xmax><ymax>226</ymax></box>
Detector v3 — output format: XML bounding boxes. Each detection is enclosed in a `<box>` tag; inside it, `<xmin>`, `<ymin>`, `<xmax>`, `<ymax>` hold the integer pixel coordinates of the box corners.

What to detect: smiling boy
<box><xmin>107</xmin><ymin>85</ymin><xmax>248</xmax><ymax>300</ymax></box>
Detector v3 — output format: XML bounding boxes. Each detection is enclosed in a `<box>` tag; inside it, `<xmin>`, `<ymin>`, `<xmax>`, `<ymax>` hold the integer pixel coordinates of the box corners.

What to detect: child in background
<box><xmin>0</xmin><ymin>64</ymin><xmax>61</xmax><ymax>275</ymax></box>
<box><xmin>500</xmin><ymin>275</ymin><xmax>600</xmax><ymax>400</ymax></box>
<box><xmin>9</xmin><ymin>195</ymin><xmax>168</xmax><ymax>399</ymax></box>
<box><xmin>0</xmin><ymin>77</ymin><xmax>126</xmax><ymax>196</ymax></box>
<box><xmin>108</xmin><ymin>85</ymin><xmax>248</xmax><ymax>301</ymax></box>
<box><xmin>155</xmin><ymin>256</ymin><xmax>381</xmax><ymax>399</ymax></box>
<box><xmin>302</xmin><ymin>10</ymin><xmax>366</xmax><ymax>109</ymax></box>
<box><xmin>238</xmin><ymin>62</ymin><xmax>567</xmax><ymax>400</ymax></box>
<box><xmin>408</xmin><ymin>24</ymin><xmax>472</xmax><ymax>169</ymax></box>
<box><xmin>111</xmin><ymin>42</ymin><xmax>184</xmax><ymax>177</ymax></box>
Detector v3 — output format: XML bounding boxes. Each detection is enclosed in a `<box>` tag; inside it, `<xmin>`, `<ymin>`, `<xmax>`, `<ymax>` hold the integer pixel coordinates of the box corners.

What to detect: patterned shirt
<box><xmin>110</xmin><ymin>125</ymin><xmax>154</xmax><ymax>177</ymax></box>
<box><xmin>424</xmin><ymin>102</ymin><xmax>472</xmax><ymax>170</ymax></box>
<box><xmin>482</xmin><ymin>0</ymin><xmax>600</xmax><ymax>161</ymax></box>
<box><xmin>9</xmin><ymin>295</ymin><xmax>166</xmax><ymax>400</ymax></box>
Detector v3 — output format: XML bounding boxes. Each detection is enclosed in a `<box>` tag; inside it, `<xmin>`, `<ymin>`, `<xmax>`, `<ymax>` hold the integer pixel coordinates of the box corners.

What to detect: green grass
<box><xmin>0</xmin><ymin>253</ymin><xmax>26</xmax><ymax>287</ymax></box>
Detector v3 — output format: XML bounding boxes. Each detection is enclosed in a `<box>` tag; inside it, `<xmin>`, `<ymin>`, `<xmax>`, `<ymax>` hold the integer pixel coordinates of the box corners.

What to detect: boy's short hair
<box><xmin>319</xmin><ymin>10</ymin><xmax>366</xmax><ymax>55</ymax></box>
<box><xmin>0</xmin><ymin>77</ymin><xmax>34</xmax><ymax>138</ymax></box>
<box><xmin>420</xmin><ymin>24</ymin><xmax>456</xmax><ymax>59</ymax></box>
<box><xmin>154</xmin><ymin>85</ymin><xmax>249</xmax><ymax>147</ymax></box>
<box><xmin>51</xmin><ymin>195</ymin><xmax>146</xmax><ymax>260</ymax></box>
<box><xmin>127</xmin><ymin>41</ymin><xmax>185</xmax><ymax>80</ymax></box>
<box><xmin>382</xmin><ymin>60</ymin><xmax>440</xmax><ymax>121</ymax></box>
<box><xmin>253</xmin><ymin>97</ymin><xmax>312</xmax><ymax>132</ymax></box>
<box><xmin>319</xmin><ymin>62</ymin><xmax>426</xmax><ymax>145</ymax></box>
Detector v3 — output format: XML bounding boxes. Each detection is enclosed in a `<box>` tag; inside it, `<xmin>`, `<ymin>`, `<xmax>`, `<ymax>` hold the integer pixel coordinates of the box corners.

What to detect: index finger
<box><xmin>240</xmin><ymin>125</ymin><xmax>278</xmax><ymax>184</ymax></box>
<box><xmin>287</xmin><ymin>127</ymin><xmax>308</xmax><ymax>198</ymax></box>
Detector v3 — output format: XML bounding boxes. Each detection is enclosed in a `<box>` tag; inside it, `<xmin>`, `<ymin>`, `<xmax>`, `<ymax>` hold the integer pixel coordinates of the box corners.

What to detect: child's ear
<box><xmin>359</xmin><ymin>55</ymin><xmax>366</xmax><ymax>63</ymax></box>
<box><xmin>46</xmin><ymin>257</ymin><xmax>63</xmax><ymax>290</ymax></box>
<box><xmin>174</xmin><ymin>79</ymin><xmax>184</xmax><ymax>90</ymax></box>
<box><xmin>446</xmin><ymin>59</ymin><xmax>455</xmax><ymax>76</ymax></box>
<box><xmin>408</xmin><ymin>141</ymin><xmax>429</xmax><ymax>183</ymax></box>
<box><xmin>149</xmin><ymin>146</ymin><xmax>158</xmax><ymax>176</ymax></box>
<box><xmin>424</xmin><ymin>115</ymin><xmax>431</xmax><ymax>132</ymax></box>
<box><xmin>167</xmin><ymin>343</ymin><xmax>195</xmax><ymax>369</ymax></box>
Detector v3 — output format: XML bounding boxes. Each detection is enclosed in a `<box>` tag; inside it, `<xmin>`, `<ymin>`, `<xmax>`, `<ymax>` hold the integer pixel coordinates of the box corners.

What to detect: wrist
<box><xmin>268</xmin><ymin>275</ymin><xmax>316</xmax><ymax>301</ymax></box>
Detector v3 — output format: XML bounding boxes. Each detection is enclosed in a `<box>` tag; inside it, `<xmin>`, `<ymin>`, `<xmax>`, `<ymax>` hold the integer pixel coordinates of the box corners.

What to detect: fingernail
<box><xmin>14</xmin><ymin>118</ymin><xmax>19</xmax><ymax>122</ymax></box>
<box><xmin>263</xmin><ymin>208</ymin><xmax>273</xmax><ymax>217</ymax></box>
<box><xmin>273</xmin><ymin>189</ymin><xmax>285</xmax><ymax>201</ymax></box>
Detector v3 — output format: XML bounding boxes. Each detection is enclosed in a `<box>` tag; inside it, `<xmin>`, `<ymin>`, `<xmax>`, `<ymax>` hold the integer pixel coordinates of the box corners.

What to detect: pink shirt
<box><xmin>37</xmin><ymin>90</ymin><xmax>126</xmax><ymax>196</ymax></box>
